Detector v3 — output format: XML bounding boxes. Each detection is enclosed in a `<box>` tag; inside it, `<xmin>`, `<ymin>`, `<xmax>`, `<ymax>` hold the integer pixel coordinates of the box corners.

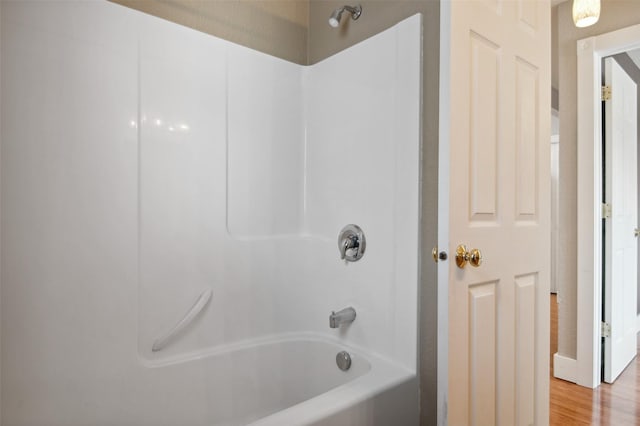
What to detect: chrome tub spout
<box><xmin>329</xmin><ymin>307</ymin><xmax>356</xmax><ymax>328</ymax></box>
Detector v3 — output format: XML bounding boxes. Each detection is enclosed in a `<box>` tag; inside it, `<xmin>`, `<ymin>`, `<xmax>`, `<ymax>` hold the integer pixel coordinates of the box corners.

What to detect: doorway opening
<box><xmin>575</xmin><ymin>23</ymin><xmax>640</xmax><ymax>388</ymax></box>
<box><xmin>600</xmin><ymin>53</ymin><xmax>638</xmax><ymax>383</ymax></box>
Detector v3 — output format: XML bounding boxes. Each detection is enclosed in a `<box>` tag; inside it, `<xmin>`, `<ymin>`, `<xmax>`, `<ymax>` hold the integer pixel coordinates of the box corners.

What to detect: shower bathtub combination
<box><xmin>0</xmin><ymin>2</ymin><xmax>422</xmax><ymax>425</ymax></box>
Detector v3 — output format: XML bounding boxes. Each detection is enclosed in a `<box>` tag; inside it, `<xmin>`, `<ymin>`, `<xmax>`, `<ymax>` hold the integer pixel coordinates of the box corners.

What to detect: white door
<box><xmin>603</xmin><ymin>57</ymin><xmax>638</xmax><ymax>384</ymax></box>
<box><xmin>441</xmin><ymin>1</ymin><xmax>550</xmax><ymax>424</ymax></box>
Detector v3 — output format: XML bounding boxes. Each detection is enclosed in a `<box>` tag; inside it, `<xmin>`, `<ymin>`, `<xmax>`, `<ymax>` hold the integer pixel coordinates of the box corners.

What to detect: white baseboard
<box><xmin>553</xmin><ymin>353</ymin><xmax>577</xmax><ymax>383</ymax></box>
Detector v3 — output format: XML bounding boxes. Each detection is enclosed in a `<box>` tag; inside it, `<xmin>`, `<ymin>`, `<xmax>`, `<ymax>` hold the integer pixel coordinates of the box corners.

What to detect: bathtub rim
<box><xmin>139</xmin><ymin>331</ymin><xmax>412</xmax><ymax>373</ymax></box>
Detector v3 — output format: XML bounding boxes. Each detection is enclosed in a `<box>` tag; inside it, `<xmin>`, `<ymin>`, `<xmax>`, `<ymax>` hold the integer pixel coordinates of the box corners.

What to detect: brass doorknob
<box><xmin>455</xmin><ymin>244</ymin><xmax>482</xmax><ymax>269</ymax></box>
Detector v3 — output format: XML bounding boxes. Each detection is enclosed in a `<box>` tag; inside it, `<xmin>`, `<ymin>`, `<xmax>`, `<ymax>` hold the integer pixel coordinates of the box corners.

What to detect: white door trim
<box><xmin>436</xmin><ymin>1</ymin><xmax>451</xmax><ymax>424</ymax></box>
<box><xmin>576</xmin><ymin>23</ymin><xmax>640</xmax><ymax>388</ymax></box>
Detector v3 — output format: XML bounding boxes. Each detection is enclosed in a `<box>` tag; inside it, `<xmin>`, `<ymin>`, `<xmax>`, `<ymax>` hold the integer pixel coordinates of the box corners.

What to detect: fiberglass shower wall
<box><xmin>137</xmin><ymin>6</ymin><xmax>420</xmax><ymax>367</ymax></box>
<box><xmin>137</xmin><ymin>16</ymin><xmax>308</xmax><ymax>360</ymax></box>
<box><xmin>1</xmin><ymin>1</ymin><xmax>420</xmax><ymax>420</ymax></box>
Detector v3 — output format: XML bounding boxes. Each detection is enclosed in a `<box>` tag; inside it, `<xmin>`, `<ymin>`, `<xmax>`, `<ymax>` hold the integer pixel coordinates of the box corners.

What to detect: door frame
<box><xmin>575</xmin><ymin>23</ymin><xmax>640</xmax><ymax>388</ymax></box>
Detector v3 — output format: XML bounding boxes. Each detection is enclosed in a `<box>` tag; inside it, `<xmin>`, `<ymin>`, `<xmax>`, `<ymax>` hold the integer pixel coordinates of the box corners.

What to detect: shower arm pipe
<box><xmin>152</xmin><ymin>288</ymin><xmax>213</xmax><ymax>352</ymax></box>
<box><xmin>341</xmin><ymin>5</ymin><xmax>361</xmax><ymax>17</ymax></box>
<box><xmin>342</xmin><ymin>5</ymin><xmax>362</xmax><ymax>16</ymax></box>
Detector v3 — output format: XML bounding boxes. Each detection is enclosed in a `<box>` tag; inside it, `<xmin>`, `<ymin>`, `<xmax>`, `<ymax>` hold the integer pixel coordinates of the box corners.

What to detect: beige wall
<box><xmin>552</xmin><ymin>6</ymin><xmax>559</xmax><ymax>109</ymax></box>
<box><xmin>557</xmin><ymin>0</ymin><xmax>640</xmax><ymax>359</ymax></box>
<box><xmin>307</xmin><ymin>2</ymin><xmax>440</xmax><ymax>424</ymax></box>
<box><xmin>110</xmin><ymin>0</ymin><xmax>309</xmax><ymax>64</ymax></box>
<box><xmin>0</xmin><ymin>1</ymin><xmax>3</xmax><ymax>419</ymax></box>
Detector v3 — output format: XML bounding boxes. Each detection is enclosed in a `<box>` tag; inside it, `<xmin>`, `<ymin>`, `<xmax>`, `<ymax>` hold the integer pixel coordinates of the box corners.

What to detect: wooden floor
<box><xmin>550</xmin><ymin>294</ymin><xmax>640</xmax><ymax>425</ymax></box>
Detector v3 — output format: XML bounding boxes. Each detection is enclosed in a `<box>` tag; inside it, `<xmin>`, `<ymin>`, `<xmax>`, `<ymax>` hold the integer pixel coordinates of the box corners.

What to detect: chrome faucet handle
<box><xmin>340</xmin><ymin>239</ymin><xmax>348</xmax><ymax>260</ymax></box>
<box><xmin>338</xmin><ymin>225</ymin><xmax>366</xmax><ymax>262</ymax></box>
<box><xmin>340</xmin><ymin>235</ymin><xmax>357</xmax><ymax>260</ymax></box>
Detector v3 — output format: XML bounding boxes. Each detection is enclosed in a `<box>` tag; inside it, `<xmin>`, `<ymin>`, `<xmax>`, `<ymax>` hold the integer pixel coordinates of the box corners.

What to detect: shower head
<box><xmin>328</xmin><ymin>5</ymin><xmax>362</xmax><ymax>28</ymax></box>
<box><xmin>328</xmin><ymin>9</ymin><xmax>342</xmax><ymax>28</ymax></box>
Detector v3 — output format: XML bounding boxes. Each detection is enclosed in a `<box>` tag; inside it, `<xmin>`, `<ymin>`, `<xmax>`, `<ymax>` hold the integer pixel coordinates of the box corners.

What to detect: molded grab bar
<box><xmin>152</xmin><ymin>288</ymin><xmax>213</xmax><ymax>352</ymax></box>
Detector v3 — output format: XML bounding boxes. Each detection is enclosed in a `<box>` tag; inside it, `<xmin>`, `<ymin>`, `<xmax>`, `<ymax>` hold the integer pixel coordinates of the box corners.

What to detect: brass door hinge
<box><xmin>602</xmin><ymin>203</ymin><xmax>612</xmax><ymax>219</ymax></box>
<box><xmin>602</xmin><ymin>85</ymin><xmax>612</xmax><ymax>101</ymax></box>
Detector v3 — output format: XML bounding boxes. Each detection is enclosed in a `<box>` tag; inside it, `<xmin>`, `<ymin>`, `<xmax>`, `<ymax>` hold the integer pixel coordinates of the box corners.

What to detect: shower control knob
<box><xmin>338</xmin><ymin>224</ymin><xmax>366</xmax><ymax>262</ymax></box>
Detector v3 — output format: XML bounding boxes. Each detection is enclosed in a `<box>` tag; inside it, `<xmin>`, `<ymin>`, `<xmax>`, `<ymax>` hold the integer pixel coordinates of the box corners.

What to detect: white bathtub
<box><xmin>136</xmin><ymin>334</ymin><xmax>417</xmax><ymax>426</ymax></box>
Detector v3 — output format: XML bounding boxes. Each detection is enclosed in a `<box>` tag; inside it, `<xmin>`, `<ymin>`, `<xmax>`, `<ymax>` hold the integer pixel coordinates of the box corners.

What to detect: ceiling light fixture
<box><xmin>572</xmin><ymin>0</ymin><xmax>600</xmax><ymax>28</ymax></box>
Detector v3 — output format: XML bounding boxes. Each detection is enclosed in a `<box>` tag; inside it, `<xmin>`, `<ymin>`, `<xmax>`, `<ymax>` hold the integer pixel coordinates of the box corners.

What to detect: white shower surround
<box><xmin>1</xmin><ymin>1</ymin><xmax>422</xmax><ymax>424</ymax></box>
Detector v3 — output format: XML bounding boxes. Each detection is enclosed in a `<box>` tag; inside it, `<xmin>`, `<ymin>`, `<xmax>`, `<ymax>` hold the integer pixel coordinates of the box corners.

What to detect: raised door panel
<box><xmin>515</xmin><ymin>273</ymin><xmax>537</xmax><ymax>426</ymax></box>
<box><xmin>469</xmin><ymin>33</ymin><xmax>501</xmax><ymax>223</ymax></box>
<box><xmin>515</xmin><ymin>57</ymin><xmax>539</xmax><ymax>221</ymax></box>
<box><xmin>469</xmin><ymin>282</ymin><xmax>498</xmax><ymax>426</ymax></box>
